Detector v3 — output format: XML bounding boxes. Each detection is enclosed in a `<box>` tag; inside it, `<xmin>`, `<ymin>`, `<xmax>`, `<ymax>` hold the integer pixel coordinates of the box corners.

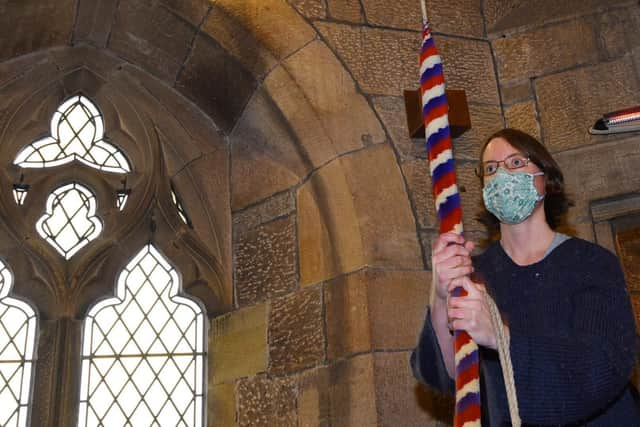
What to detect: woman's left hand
<box><xmin>447</xmin><ymin>276</ymin><xmax>498</xmax><ymax>350</ymax></box>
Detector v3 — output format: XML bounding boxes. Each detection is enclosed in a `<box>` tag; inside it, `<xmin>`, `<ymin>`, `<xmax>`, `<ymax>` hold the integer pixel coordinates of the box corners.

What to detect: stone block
<box><xmin>281</xmin><ymin>41</ymin><xmax>386</xmax><ymax>152</ymax></box>
<box><xmin>500</xmin><ymin>80</ymin><xmax>532</xmax><ymax>106</ymax></box>
<box><xmin>400</xmin><ymin>159</ymin><xmax>437</xmax><ymax>229</ymax></box>
<box><xmin>0</xmin><ymin>0</ymin><xmax>75</xmax><ymax>62</ymax></box>
<box><xmin>202</xmin><ymin>5</ymin><xmax>277</xmax><ymax>79</ymax></box>
<box><xmin>0</xmin><ymin>51</ymin><xmax>49</xmax><ymax>89</ymax></box>
<box><xmin>211</xmin><ymin>0</ymin><xmax>315</xmax><ymax>61</ymax></box>
<box><xmin>74</xmin><ymin>0</ymin><xmax>118</xmax><ymax>47</ymax></box>
<box><xmin>113</xmin><ymin>58</ymin><xmax>227</xmax><ymax>155</ymax></box>
<box><xmin>315</xmin><ymin>22</ymin><xmax>420</xmax><ymax>96</ymax></box>
<box><xmin>324</xmin><ymin>269</ymin><xmax>430</xmax><ymax>360</ymax></box>
<box><xmin>297</xmin><ymin>157</ymin><xmax>365</xmax><ymax>286</ymax></box>
<box><xmin>210</xmin><ymin>304</ymin><xmax>268</xmax><ymax>384</ymax></box>
<box><xmin>109</xmin><ymin>0</ymin><xmax>197</xmax><ymax>81</ymax></box>
<box><xmin>290</xmin><ymin>0</ymin><xmax>327</xmax><ymax>19</ymax></box>
<box><xmin>327</xmin><ymin>0</ymin><xmax>363</xmax><ymax>22</ymax></box>
<box><xmin>298</xmin><ymin>144</ymin><xmax>422</xmax><ymax>286</ymax></box>
<box><xmin>374</xmin><ymin>352</ymin><xmax>446</xmax><ymax>426</ymax></box>
<box><xmin>555</xmin><ymin>137</ymin><xmax>640</xmax><ymax>204</ymax></box>
<box><xmin>363</xmin><ymin>0</ymin><xmax>483</xmax><ymax>36</ymax></box>
<box><xmin>372</xmin><ymin>95</ymin><xmax>425</xmax><ymax>161</ymax></box>
<box><xmin>229</xmin><ymin>88</ymin><xmax>305</xmax><ymax>211</ymax></box>
<box><xmin>233</xmin><ymin>191</ymin><xmax>296</xmax><ymax>234</ymax></box>
<box><xmin>431</xmin><ymin>37</ymin><xmax>500</xmax><ymax>105</ymax></box>
<box><xmin>483</xmin><ymin>0</ymin><xmax>521</xmax><ymax>31</ymax></box>
<box><xmin>160</xmin><ymin>0</ymin><xmax>211</xmax><ymax>26</ymax></box>
<box><xmin>208</xmin><ymin>382</ymin><xmax>236</xmax><ymax>427</ymax></box>
<box><xmin>50</xmin><ymin>45</ymin><xmax>126</xmax><ymax>81</ymax></box>
<box><xmin>504</xmin><ymin>101</ymin><xmax>540</xmax><ymax>141</ymax></box>
<box><xmin>237</xmin><ymin>375</ymin><xmax>297</xmax><ymax>427</ymax></box>
<box><xmin>453</xmin><ymin>103</ymin><xmax>504</xmax><ymax>160</ymax></box>
<box><xmin>269</xmin><ymin>286</ymin><xmax>325</xmax><ymax>374</ymax></box>
<box><xmin>536</xmin><ymin>57</ymin><xmax>639</xmax><ymax>152</ymax></box>
<box><xmin>365</xmin><ymin>270</ymin><xmax>429</xmax><ymax>351</ymax></box>
<box><xmin>263</xmin><ymin>65</ymin><xmax>350</xmax><ymax>168</ymax></box>
<box><xmin>234</xmin><ymin>215</ymin><xmax>298</xmax><ymax>307</ymax></box>
<box><xmin>176</xmin><ymin>33</ymin><xmax>257</xmax><ymax>133</ymax></box>
<box><xmin>298</xmin><ymin>366</ymin><xmax>331</xmax><ymax>427</ymax></box>
<box><xmin>492</xmin><ymin>18</ymin><xmax>599</xmax><ymax>83</ymax></box>
<box><xmin>486</xmin><ymin>0</ymin><xmax>632</xmax><ymax>35</ymax></box>
<box><xmin>324</xmin><ymin>271</ymin><xmax>371</xmax><ymax>358</ymax></box>
<box><xmin>329</xmin><ymin>355</ymin><xmax>378</xmax><ymax>426</ymax></box>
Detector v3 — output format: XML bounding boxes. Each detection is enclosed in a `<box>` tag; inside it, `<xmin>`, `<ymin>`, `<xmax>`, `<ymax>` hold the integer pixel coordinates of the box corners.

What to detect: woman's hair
<box><xmin>477</xmin><ymin>128</ymin><xmax>572</xmax><ymax>235</ymax></box>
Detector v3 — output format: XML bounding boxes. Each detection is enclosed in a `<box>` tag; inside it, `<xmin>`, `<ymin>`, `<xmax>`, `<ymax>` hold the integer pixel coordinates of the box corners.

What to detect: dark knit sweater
<box><xmin>410</xmin><ymin>237</ymin><xmax>640</xmax><ymax>426</ymax></box>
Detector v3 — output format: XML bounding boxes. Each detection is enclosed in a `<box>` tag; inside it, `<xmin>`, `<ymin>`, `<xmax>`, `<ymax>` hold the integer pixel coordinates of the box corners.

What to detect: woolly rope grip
<box><xmin>486</xmin><ymin>294</ymin><xmax>521</xmax><ymax>426</ymax></box>
<box><xmin>420</xmin><ymin>18</ymin><xmax>481</xmax><ymax>427</ymax></box>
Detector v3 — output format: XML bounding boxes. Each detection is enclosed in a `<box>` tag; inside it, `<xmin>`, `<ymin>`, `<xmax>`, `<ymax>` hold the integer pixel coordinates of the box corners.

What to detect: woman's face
<box><xmin>482</xmin><ymin>137</ymin><xmax>546</xmax><ymax>196</ymax></box>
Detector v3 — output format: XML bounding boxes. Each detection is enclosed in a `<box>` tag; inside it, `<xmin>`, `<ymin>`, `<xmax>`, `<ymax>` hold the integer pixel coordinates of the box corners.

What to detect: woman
<box><xmin>410</xmin><ymin>129</ymin><xmax>640</xmax><ymax>425</ymax></box>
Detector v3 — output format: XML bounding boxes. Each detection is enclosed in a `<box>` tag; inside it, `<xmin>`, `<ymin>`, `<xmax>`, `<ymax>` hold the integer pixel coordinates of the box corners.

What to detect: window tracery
<box><xmin>36</xmin><ymin>183</ymin><xmax>102</xmax><ymax>260</ymax></box>
<box><xmin>13</xmin><ymin>95</ymin><xmax>131</xmax><ymax>174</ymax></box>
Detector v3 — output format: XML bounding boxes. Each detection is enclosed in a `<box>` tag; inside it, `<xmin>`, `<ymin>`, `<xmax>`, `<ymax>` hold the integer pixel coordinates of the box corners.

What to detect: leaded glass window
<box><xmin>14</xmin><ymin>95</ymin><xmax>131</xmax><ymax>173</ymax></box>
<box><xmin>0</xmin><ymin>261</ymin><xmax>37</xmax><ymax>427</ymax></box>
<box><xmin>36</xmin><ymin>183</ymin><xmax>102</xmax><ymax>259</ymax></box>
<box><xmin>78</xmin><ymin>244</ymin><xmax>206</xmax><ymax>427</ymax></box>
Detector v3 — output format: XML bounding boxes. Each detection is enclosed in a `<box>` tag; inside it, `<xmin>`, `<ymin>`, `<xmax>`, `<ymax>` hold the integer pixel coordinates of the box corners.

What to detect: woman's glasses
<box><xmin>475</xmin><ymin>153</ymin><xmax>530</xmax><ymax>177</ymax></box>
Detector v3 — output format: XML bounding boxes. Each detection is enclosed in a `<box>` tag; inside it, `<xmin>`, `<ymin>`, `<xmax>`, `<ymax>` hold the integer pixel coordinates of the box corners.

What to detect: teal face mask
<box><xmin>482</xmin><ymin>168</ymin><xmax>545</xmax><ymax>224</ymax></box>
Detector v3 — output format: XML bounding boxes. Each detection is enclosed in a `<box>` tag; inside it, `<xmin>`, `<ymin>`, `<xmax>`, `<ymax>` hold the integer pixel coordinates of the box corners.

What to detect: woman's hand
<box><xmin>447</xmin><ymin>276</ymin><xmax>502</xmax><ymax>350</ymax></box>
<box><xmin>432</xmin><ymin>233</ymin><xmax>475</xmax><ymax>302</ymax></box>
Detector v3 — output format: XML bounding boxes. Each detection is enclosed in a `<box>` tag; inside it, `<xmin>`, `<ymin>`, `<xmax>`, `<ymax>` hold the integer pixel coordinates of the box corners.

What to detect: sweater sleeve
<box><xmin>504</xmin><ymin>250</ymin><xmax>638</xmax><ymax>425</ymax></box>
<box><xmin>410</xmin><ymin>308</ymin><xmax>455</xmax><ymax>395</ymax></box>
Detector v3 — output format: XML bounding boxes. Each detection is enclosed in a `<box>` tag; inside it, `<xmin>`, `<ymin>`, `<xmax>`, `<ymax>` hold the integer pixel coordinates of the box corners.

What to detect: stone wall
<box><xmin>223</xmin><ymin>0</ymin><xmax>640</xmax><ymax>425</ymax></box>
<box><xmin>1</xmin><ymin>0</ymin><xmax>640</xmax><ymax>426</ymax></box>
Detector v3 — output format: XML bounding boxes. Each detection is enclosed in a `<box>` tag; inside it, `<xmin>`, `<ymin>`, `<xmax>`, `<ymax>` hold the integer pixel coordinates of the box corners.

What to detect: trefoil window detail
<box><xmin>0</xmin><ymin>261</ymin><xmax>37</xmax><ymax>427</ymax></box>
<box><xmin>78</xmin><ymin>244</ymin><xmax>206</xmax><ymax>427</ymax></box>
<box><xmin>13</xmin><ymin>95</ymin><xmax>131</xmax><ymax>174</ymax></box>
<box><xmin>36</xmin><ymin>183</ymin><xmax>102</xmax><ymax>259</ymax></box>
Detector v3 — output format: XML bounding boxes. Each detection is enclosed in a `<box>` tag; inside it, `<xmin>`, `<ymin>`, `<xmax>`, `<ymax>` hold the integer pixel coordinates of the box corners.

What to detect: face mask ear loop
<box><xmin>533</xmin><ymin>172</ymin><xmax>545</xmax><ymax>201</ymax></box>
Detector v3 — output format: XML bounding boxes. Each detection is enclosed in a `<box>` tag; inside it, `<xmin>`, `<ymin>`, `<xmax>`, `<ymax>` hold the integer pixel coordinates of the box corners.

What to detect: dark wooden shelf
<box><xmin>404</xmin><ymin>89</ymin><xmax>471</xmax><ymax>139</ymax></box>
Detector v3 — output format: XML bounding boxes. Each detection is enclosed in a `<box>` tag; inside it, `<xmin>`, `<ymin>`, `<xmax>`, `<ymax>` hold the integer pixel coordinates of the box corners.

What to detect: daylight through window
<box><xmin>36</xmin><ymin>183</ymin><xmax>102</xmax><ymax>259</ymax></box>
<box><xmin>14</xmin><ymin>95</ymin><xmax>131</xmax><ymax>173</ymax></box>
<box><xmin>0</xmin><ymin>261</ymin><xmax>37</xmax><ymax>427</ymax></box>
<box><xmin>78</xmin><ymin>244</ymin><xmax>206</xmax><ymax>427</ymax></box>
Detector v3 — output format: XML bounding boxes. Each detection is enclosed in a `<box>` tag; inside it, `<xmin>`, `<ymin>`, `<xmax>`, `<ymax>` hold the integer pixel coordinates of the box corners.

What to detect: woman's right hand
<box><xmin>432</xmin><ymin>233</ymin><xmax>475</xmax><ymax>301</ymax></box>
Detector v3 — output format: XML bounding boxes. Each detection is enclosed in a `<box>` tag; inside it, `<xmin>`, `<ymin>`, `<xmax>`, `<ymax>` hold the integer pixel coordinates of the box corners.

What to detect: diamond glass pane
<box><xmin>36</xmin><ymin>183</ymin><xmax>102</xmax><ymax>260</ymax></box>
<box><xmin>78</xmin><ymin>245</ymin><xmax>206</xmax><ymax>427</ymax></box>
<box><xmin>13</xmin><ymin>95</ymin><xmax>131</xmax><ymax>173</ymax></box>
<box><xmin>0</xmin><ymin>261</ymin><xmax>37</xmax><ymax>427</ymax></box>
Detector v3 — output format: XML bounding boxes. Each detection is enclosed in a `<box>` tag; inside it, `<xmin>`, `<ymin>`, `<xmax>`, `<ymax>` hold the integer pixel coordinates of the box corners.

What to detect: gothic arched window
<box><xmin>77</xmin><ymin>244</ymin><xmax>206</xmax><ymax>426</ymax></box>
<box><xmin>0</xmin><ymin>260</ymin><xmax>37</xmax><ymax>427</ymax></box>
<box><xmin>3</xmin><ymin>91</ymin><xmax>213</xmax><ymax>426</ymax></box>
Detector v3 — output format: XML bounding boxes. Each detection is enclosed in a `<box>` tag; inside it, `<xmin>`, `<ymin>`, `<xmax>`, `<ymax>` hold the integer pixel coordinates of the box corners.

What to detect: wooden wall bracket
<box><xmin>404</xmin><ymin>89</ymin><xmax>471</xmax><ymax>139</ymax></box>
